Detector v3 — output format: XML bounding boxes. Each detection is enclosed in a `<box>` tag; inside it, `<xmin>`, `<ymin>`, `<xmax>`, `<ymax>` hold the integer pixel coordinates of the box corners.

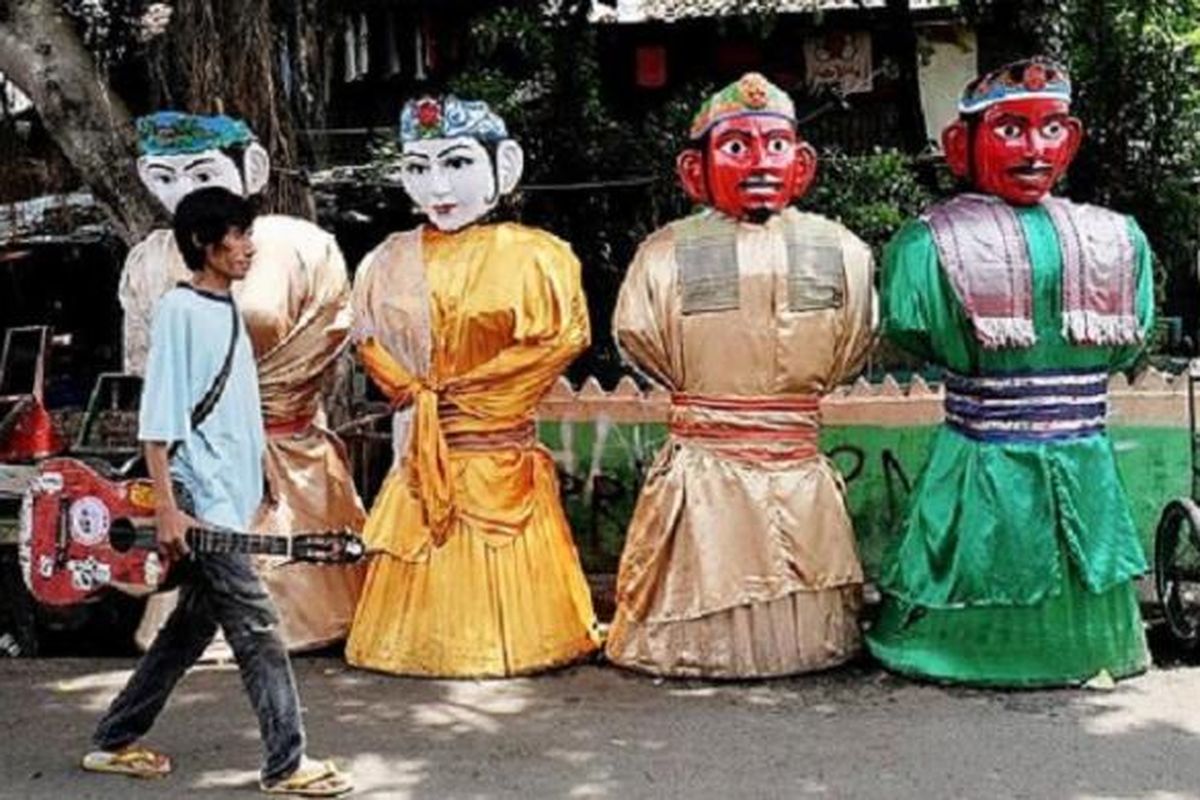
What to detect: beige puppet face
<box><xmin>398</xmin><ymin>137</ymin><xmax>523</xmax><ymax>232</ymax></box>
<box><xmin>137</xmin><ymin>143</ymin><xmax>270</xmax><ymax>215</ymax></box>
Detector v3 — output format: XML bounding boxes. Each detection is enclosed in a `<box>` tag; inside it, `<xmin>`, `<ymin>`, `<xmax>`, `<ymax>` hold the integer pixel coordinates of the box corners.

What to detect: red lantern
<box><xmin>636</xmin><ymin>45</ymin><xmax>667</xmax><ymax>89</ymax></box>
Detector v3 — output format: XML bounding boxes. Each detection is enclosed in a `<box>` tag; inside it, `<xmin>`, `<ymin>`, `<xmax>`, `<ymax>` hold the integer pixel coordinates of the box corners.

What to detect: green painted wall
<box><xmin>539</xmin><ymin>421</ymin><xmax>1192</xmax><ymax>576</ymax></box>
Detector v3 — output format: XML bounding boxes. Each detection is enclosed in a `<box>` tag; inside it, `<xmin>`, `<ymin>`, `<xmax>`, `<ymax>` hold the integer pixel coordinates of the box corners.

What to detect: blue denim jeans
<box><xmin>92</xmin><ymin>552</ymin><xmax>305</xmax><ymax>783</ymax></box>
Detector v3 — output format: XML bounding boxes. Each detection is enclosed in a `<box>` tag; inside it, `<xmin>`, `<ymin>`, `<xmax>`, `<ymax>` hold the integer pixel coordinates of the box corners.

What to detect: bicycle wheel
<box><xmin>1155</xmin><ymin>498</ymin><xmax>1200</xmax><ymax>649</ymax></box>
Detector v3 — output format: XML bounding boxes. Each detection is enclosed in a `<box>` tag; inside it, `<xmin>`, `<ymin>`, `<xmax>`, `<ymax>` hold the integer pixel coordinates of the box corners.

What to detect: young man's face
<box><xmin>204</xmin><ymin>226</ymin><xmax>256</xmax><ymax>281</ymax></box>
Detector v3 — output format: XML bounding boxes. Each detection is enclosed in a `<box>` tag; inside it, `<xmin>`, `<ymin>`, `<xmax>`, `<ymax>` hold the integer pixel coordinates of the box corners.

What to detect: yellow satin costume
<box><xmin>121</xmin><ymin>215</ymin><xmax>366</xmax><ymax>651</ymax></box>
<box><xmin>345</xmin><ymin>222</ymin><xmax>600</xmax><ymax>677</ymax></box>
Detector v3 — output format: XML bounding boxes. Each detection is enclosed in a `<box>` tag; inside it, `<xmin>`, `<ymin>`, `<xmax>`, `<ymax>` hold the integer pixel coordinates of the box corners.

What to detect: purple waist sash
<box><xmin>943</xmin><ymin>370</ymin><xmax>1108</xmax><ymax>443</ymax></box>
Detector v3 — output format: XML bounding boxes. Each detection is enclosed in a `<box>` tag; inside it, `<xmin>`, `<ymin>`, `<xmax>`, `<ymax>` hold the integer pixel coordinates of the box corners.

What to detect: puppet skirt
<box><xmin>867</xmin><ymin>563</ymin><xmax>1147</xmax><ymax>688</ymax></box>
<box><xmin>606</xmin><ymin>586</ymin><xmax>862</xmax><ymax>679</ymax></box>
<box><xmin>345</xmin><ymin>482</ymin><xmax>600</xmax><ymax>678</ymax></box>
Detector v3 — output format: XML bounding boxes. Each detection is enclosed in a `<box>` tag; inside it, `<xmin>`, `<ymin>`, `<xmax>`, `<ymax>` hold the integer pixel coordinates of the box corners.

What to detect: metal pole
<box><xmin>1190</xmin><ymin>361</ymin><xmax>1199</xmax><ymax>500</ymax></box>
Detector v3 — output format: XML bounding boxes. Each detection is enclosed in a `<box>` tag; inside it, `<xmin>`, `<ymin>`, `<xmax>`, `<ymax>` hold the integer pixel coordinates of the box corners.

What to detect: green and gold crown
<box><xmin>688</xmin><ymin>73</ymin><xmax>796</xmax><ymax>140</ymax></box>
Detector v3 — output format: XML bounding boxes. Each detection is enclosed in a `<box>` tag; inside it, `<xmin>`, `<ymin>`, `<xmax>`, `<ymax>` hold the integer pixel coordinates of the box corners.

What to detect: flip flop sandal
<box><xmin>81</xmin><ymin>746</ymin><xmax>172</xmax><ymax>779</ymax></box>
<box><xmin>260</xmin><ymin>759</ymin><xmax>353</xmax><ymax>797</ymax></box>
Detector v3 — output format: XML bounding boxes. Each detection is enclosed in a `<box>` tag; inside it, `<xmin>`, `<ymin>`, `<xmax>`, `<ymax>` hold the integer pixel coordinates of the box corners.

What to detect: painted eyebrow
<box><xmin>399</xmin><ymin>152</ymin><xmax>431</xmax><ymax>162</ymax></box>
<box><xmin>183</xmin><ymin>156</ymin><xmax>217</xmax><ymax>170</ymax></box>
<box><xmin>991</xmin><ymin>112</ymin><xmax>1052</xmax><ymax>125</ymax></box>
<box><xmin>437</xmin><ymin>144</ymin><xmax>476</xmax><ymax>158</ymax></box>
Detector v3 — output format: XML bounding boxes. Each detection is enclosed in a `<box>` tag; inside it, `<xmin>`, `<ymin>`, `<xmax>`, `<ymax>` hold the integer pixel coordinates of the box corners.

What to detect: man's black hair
<box><xmin>173</xmin><ymin>187</ymin><xmax>256</xmax><ymax>272</ymax></box>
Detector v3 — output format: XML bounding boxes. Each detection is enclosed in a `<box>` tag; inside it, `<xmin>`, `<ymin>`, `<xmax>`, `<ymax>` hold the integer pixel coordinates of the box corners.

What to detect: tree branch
<box><xmin>0</xmin><ymin>18</ymin><xmax>35</xmax><ymax>90</ymax></box>
<box><xmin>0</xmin><ymin>0</ymin><xmax>166</xmax><ymax>244</ymax></box>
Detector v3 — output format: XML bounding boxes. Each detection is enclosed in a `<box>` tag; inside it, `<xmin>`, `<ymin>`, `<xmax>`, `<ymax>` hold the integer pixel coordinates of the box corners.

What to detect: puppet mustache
<box><xmin>1008</xmin><ymin>162</ymin><xmax>1053</xmax><ymax>176</ymax></box>
<box><xmin>739</xmin><ymin>175</ymin><xmax>785</xmax><ymax>189</ymax></box>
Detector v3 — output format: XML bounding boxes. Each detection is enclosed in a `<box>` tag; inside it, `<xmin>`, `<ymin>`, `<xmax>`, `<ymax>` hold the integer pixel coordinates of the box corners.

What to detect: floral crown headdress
<box><xmin>399</xmin><ymin>95</ymin><xmax>508</xmax><ymax>143</ymax></box>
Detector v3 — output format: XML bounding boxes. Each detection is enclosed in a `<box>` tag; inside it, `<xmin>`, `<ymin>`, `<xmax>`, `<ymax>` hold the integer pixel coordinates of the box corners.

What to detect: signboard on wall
<box><xmin>804</xmin><ymin>31</ymin><xmax>873</xmax><ymax>95</ymax></box>
<box><xmin>917</xmin><ymin>25</ymin><xmax>979</xmax><ymax>147</ymax></box>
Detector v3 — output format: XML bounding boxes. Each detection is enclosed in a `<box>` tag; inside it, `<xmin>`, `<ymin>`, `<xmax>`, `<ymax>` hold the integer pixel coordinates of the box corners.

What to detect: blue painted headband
<box><xmin>136</xmin><ymin>111</ymin><xmax>256</xmax><ymax>156</ymax></box>
<box><xmin>958</xmin><ymin>57</ymin><xmax>1071</xmax><ymax>116</ymax></box>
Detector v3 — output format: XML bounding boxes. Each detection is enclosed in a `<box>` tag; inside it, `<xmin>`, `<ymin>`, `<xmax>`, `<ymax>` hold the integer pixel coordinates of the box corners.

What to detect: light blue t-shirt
<box><xmin>138</xmin><ymin>285</ymin><xmax>265</xmax><ymax>530</ymax></box>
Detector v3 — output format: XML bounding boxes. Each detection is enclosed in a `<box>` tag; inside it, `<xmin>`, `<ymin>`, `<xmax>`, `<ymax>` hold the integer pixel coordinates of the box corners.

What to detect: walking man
<box><xmin>82</xmin><ymin>187</ymin><xmax>352</xmax><ymax>796</ymax></box>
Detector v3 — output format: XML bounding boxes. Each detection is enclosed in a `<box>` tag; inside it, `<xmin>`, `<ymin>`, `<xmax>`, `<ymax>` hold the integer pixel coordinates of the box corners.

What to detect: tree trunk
<box><xmin>147</xmin><ymin>0</ymin><xmax>316</xmax><ymax>219</ymax></box>
<box><xmin>885</xmin><ymin>0</ymin><xmax>928</xmax><ymax>153</ymax></box>
<box><xmin>0</xmin><ymin>0</ymin><xmax>166</xmax><ymax>244</ymax></box>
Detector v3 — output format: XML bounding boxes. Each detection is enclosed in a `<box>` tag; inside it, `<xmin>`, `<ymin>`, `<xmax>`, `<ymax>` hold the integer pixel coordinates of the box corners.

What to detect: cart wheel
<box><xmin>1155</xmin><ymin>498</ymin><xmax>1200</xmax><ymax>648</ymax></box>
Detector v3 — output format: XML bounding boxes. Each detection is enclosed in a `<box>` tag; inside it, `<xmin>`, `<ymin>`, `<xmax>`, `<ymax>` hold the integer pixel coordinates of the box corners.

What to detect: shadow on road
<box><xmin>2</xmin><ymin>644</ymin><xmax>1199</xmax><ymax>799</ymax></box>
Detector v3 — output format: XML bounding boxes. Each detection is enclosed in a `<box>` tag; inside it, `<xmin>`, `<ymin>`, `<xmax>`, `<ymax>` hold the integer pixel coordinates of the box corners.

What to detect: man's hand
<box><xmin>155</xmin><ymin>505</ymin><xmax>194</xmax><ymax>561</ymax></box>
<box><xmin>143</xmin><ymin>440</ymin><xmax>194</xmax><ymax>561</ymax></box>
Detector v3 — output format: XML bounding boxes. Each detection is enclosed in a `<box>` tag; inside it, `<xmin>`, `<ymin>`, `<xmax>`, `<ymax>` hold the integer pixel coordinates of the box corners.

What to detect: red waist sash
<box><xmin>265</xmin><ymin>413</ymin><xmax>315</xmax><ymax>438</ymax></box>
<box><xmin>669</xmin><ymin>392</ymin><xmax>821</xmax><ymax>463</ymax></box>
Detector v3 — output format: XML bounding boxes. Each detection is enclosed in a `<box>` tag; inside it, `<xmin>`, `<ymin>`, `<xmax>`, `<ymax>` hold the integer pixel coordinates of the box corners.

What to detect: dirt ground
<box><xmin>1</xmin><ymin>652</ymin><xmax>1198</xmax><ymax>800</ymax></box>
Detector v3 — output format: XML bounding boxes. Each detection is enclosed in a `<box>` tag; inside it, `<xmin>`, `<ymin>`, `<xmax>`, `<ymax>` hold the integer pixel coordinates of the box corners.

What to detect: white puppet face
<box><xmin>137</xmin><ymin>142</ymin><xmax>270</xmax><ymax>215</ymax></box>
<box><xmin>398</xmin><ymin>137</ymin><xmax>524</xmax><ymax>232</ymax></box>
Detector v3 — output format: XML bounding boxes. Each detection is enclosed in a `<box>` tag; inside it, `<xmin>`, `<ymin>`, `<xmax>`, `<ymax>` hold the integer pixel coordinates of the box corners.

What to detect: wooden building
<box><xmin>591</xmin><ymin>0</ymin><xmax>977</xmax><ymax>153</ymax></box>
<box><xmin>314</xmin><ymin>0</ymin><xmax>983</xmax><ymax>160</ymax></box>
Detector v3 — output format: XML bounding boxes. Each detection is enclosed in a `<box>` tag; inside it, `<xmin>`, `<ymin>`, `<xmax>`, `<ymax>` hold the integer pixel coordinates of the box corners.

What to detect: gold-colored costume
<box><xmin>345</xmin><ymin>223</ymin><xmax>600</xmax><ymax>677</ymax></box>
<box><xmin>121</xmin><ymin>215</ymin><xmax>366</xmax><ymax>651</ymax></box>
<box><xmin>606</xmin><ymin>207</ymin><xmax>875</xmax><ymax>678</ymax></box>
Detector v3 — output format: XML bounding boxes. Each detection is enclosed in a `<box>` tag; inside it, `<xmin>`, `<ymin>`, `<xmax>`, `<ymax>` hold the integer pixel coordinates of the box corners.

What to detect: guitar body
<box><xmin>20</xmin><ymin>458</ymin><xmax>166</xmax><ymax>607</ymax></box>
<box><xmin>18</xmin><ymin>457</ymin><xmax>363</xmax><ymax>608</ymax></box>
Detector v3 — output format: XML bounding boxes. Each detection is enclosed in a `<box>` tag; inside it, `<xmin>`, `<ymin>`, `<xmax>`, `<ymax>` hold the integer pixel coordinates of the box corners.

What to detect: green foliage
<box><xmin>799</xmin><ymin>149</ymin><xmax>933</xmax><ymax>253</ymax></box>
<box><xmin>448</xmin><ymin>5</ymin><xmax>633</xmax><ymax>184</ymax></box>
<box><xmin>61</xmin><ymin>0</ymin><xmax>153</xmax><ymax>70</ymax></box>
<box><xmin>977</xmin><ymin>0</ymin><xmax>1200</xmax><ymax>347</ymax></box>
<box><xmin>1066</xmin><ymin>1</ymin><xmax>1200</xmax><ymax>334</ymax></box>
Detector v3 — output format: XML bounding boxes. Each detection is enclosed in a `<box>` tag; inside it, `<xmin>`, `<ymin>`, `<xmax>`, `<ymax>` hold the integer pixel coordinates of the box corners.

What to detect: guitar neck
<box><xmin>108</xmin><ymin>509</ymin><xmax>356</xmax><ymax>564</ymax></box>
<box><xmin>128</xmin><ymin>527</ymin><xmax>291</xmax><ymax>556</ymax></box>
<box><xmin>184</xmin><ymin>527</ymin><xmax>292</xmax><ymax>557</ymax></box>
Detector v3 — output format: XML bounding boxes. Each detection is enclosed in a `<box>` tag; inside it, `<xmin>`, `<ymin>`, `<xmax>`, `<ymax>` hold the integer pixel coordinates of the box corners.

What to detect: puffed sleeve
<box><xmin>612</xmin><ymin>228</ymin><xmax>680</xmax><ymax>389</ymax></box>
<box><xmin>830</xmin><ymin>228</ymin><xmax>878</xmax><ymax>384</ymax></box>
<box><xmin>119</xmin><ymin>234</ymin><xmax>177</xmax><ymax>375</ymax></box>
<box><xmin>447</xmin><ymin>231</ymin><xmax>590</xmax><ymax>414</ymax></box>
<box><xmin>880</xmin><ymin>219</ymin><xmax>948</xmax><ymax>365</ymax></box>
<box><xmin>1110</xmin><ymin>216</ymin><xmax>1156</xmax><ymax>371</ymax></box>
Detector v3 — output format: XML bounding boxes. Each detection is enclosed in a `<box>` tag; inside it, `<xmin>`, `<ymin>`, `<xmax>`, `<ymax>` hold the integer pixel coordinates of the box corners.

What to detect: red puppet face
<box><xmin>943</xmin><ymin>98</ymin><xmax>1083</xmax><ymax>206</ymax></box>
<box><xmin>677</xmin><ymin>114</ymin><xmax>817</xmax><ymax>222</ymax></box>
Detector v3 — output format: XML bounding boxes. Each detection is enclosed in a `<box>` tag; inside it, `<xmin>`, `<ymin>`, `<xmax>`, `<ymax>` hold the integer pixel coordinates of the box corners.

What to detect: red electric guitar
<box><xmin>18</xmin><ymin>458</ymin><xmax>364</xmax><ymax>607</ymax></box>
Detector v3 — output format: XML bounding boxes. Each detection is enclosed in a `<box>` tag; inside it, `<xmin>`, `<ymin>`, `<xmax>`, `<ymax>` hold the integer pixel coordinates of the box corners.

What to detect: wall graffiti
<box><xmin>539</xmin><ymin>418</ymin><xmax>1189</xmax><ymax>578</ymax></box>
<box><xmin>335</xmin><ymin>369</ymin><xmax>1196</xmax><ymax>576</ymax></box>
<box><xmin>540</xmin><ymin>418</ymin><xmax>667</xmax><ymax>573</ymax></box>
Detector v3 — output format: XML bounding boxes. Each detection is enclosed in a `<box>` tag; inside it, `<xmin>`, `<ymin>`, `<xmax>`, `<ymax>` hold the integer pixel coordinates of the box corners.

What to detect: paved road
<box><xmin>1</xmin><ymin>656</ymin><xmax>1198</xmax><ymax>800</ymax></box>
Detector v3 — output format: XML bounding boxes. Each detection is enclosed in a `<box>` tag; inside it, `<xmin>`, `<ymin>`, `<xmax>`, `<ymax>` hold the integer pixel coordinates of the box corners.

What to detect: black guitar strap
<box><xmin>168</xmin><ymin>283</ymin><xmax>241</xmax><ymax>459</ymax></box>
<box><xmin>119</xmin><ymin>284</ymin><xmax>241</xmax><ymax>480</ymax></box>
